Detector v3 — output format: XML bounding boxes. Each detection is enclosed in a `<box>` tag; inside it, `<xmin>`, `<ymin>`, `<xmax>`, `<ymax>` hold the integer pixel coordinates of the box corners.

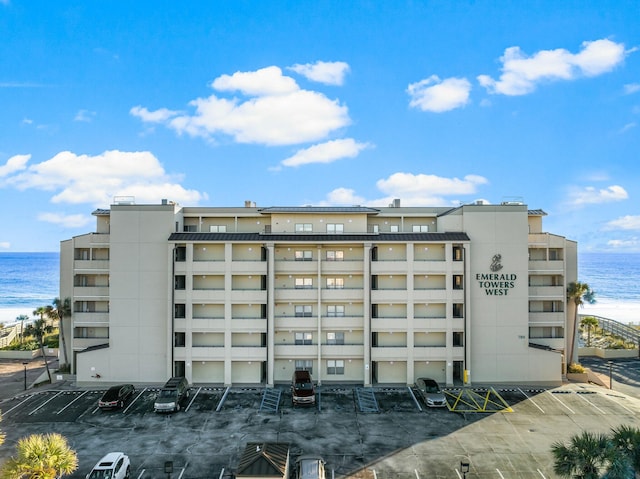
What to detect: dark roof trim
<box><xmin>92</xmin><ymin>209</ymin><xmax>110</xmax><ymax>216</ymax></box>
<box><xmin>258</xmin><ymin>206</ymin><xmax>380</xmax><ymax>214</ymax></box>
<box><xmin>528</xmin><ymin>209</ymin><xmax>547</xmax><ymax>216</ymax></box>
<box><xmin>78</xmin><ymin>343</ymin><xmax>110</xmax><ymax>353</ymax></box>
<box><xmin>169</xmin><ymin>232</ymin><xmax>470</xmax><ymax>242</ymax></box>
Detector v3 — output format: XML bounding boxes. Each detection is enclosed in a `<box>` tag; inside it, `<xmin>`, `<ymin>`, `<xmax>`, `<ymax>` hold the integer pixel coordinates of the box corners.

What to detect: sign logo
<box><xmin>490</xmin><ymin>254</ymin><xmax>503</xmax><ymax>272</ymax></box>
<box><xmin>475</xmin><ymin>253</ymin><xmax>517</xmax><ymax>296</ymax></box>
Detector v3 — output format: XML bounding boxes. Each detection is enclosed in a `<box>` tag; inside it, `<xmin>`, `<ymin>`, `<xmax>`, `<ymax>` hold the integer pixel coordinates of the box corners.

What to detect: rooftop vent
<box><xmin>113</xmin><ymin>196</ymin><xmax>135</xmax><ymax>205</ymax></box>
<box><xmin>389</xmin><ymin>198</ymin><xmax>401</xmax><ymax>208</ymax></box>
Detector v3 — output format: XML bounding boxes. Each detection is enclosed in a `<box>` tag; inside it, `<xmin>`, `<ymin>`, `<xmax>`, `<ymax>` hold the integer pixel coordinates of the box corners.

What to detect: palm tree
<box><xmin>48</xmin><ymin>298</ymin><xmax>71</xmax><ymax>368</ymax></box>
<box><xmin>566</xmin><ymin>281</ymin><xmax>596</xmax><ymax>368</ymax></box>
<box><xmin>552</xmin><ymin>430</ymin><xmax>610</xmax><ymax>479</ymax></box>
<box><xmin>0</xmin><ymin>432</ymin><xmax>78</xmax><ymax>479</ymax></box>
<box><xmin>15</xmin><ymin>315</ymin><xmax>29</xmax><ymax>344</ymax></box>
<box><xmin>33</xmin><ymin>306</ymin><xmax>48</xmax><ymax>326</ymax></box>
<box><xmin>580</xmin><ymin>316</ymin><xmax>600</xmax><ymax>347</ymax></box>
<box><xmin>609</xmin><ymin>425</ymin><xmax>640</xmax><ymax>477</ymax></box>
<box><xmin>23</xmin><ymin>319</ymin><xmax>53</xmax><ymax>384</ymax></box>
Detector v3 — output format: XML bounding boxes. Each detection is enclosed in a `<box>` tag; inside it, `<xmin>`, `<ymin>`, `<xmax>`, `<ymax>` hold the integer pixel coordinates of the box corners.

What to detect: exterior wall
<box><xmin>64</xmin><ymin>202</ymin><xmax>572</xmax><ymax>387</ymax></box>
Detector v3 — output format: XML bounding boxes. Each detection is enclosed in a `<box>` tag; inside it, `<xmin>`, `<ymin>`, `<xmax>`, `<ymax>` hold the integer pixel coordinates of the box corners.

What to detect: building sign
<box><xmin>476</xmin><ymin>254</ymin><xmax>517</xmax><ymax>295</ymax></box>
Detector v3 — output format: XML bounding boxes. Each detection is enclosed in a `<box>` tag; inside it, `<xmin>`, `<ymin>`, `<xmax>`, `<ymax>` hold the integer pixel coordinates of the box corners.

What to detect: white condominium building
<box><xmin>60</xmin><ymin>198</ymin><xmax>577</xmax><ymax>386</ymax></box>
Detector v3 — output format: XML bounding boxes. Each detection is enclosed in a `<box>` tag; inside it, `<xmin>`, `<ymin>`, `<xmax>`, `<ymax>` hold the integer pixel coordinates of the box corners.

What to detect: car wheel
<box><xmin>176</xmin><ymin>404</ymin><xmax>181</xmax><ymax>412</ymax></box>
<box><xmin>125</xmin><ymin>466</ymin><xmax>130</xmax><ymax>479</ymax></box>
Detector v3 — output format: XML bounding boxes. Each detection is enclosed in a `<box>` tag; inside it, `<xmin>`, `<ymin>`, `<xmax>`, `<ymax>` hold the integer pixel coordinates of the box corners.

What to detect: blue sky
<box><xmin>1</xmin><ymin>1</ymin><xmax>639</xmax><ymax>252</ymax></box>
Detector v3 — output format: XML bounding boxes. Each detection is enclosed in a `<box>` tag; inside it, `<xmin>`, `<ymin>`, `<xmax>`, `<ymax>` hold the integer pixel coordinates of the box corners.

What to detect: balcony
<box><xmin>371</xmin><ymin>261</ymin><xmax>408</xmax><ymax>275</ymax></box>
<box><xmin>74</xmin><ymin>260</ymin><xmax>109</xmax><ymax>271</ymax></box>
<box><xmin>528</xmin><ymin>312</ymin><xmax>566</xmax><ymax>325</ymax></box>
<box><xmin>528</xmin><ymin>286</ymin><xmax>565</xmax><ymax>299</ymax></box>
<box><xmin>412</xmin><ymin>346</ymin><xmax>447</xmax><ymax>360</ymax></box>
<box><xmin>321</xmin><ymin>260</ymin><xmax>363</xmax><ymax>274</ymax></box>
<box><xmin>371</xmin><ymin>317</ymin><xmax>408</xmax><ymax>332</ymax></box>
<box><xmin>412</xmin><ymin>261</ymin><xmax>448</xmax><ymax>274</ymax></box>
<box><xmin>275</xmin><ymin>261</ymin><xmax>318</xmax><ymax>274</ymax></box>
<box><xmin>231</xmin><ymin>318</ymin><xmax>267</xmax><ymax>333</ymax></box>
<box><xmin>274</xmin><ymin>344</ymin><xmax>318</xmax><ymax>358</ymax></box>
<box><xmin>371</xmin><ymin>289</ymin><xmax>408</xmax><ymax>303</ymax></box>
<box><xmin>321</xmin><ymin>344</ymin><xmax>364</xmax><ymax>357</ymax></box>
<box><xmin>412</xmin><ymin>289</ymin><xmax>448</xmax><ymax>302</ymax></box>
<box><xmin>370</xmin><ymin>346</ymin><xmax>408</xmax><ymax>360</ymax></box>
<box><xmin>191</xmin><ymin>261</ymin><xmax>226</xmax><ymax>274</ymax></box>
<box><xmin>191</xmin><ymin>318</ymin><xmax>225</xmax><ymax>331</ymax></box>
<box><xmin>230</xmin><ymin>290</ymin><xmax>267</xmax><ymax>303</ymax></box>
<box><xmin>72</xmin><ymin>312</ymin><xmax>109</xmax><ymax>325</ymax></box>
<box><xmin>231</xmin><ymin>346</ymin><xmax>267</xmax><ymax>361</ymax></box>
<box><xmin>275</xmin><ymin>316</ymin><xmax>318</xmax><ymax>330</ymax></box>
<box><xmin>190</xmin><ymin>346</ymin><xmax>225</xmax><ymax>361</ymax></box>
<box><xmin>321</xmin><ymin>288</ymin><xmax>364</xmax><ymax>302</ymax></box>
<box><xmin>275</xmin><ymin>288</ymin><xmax>318</xmax><ymax>302</ymax></box>
<box><xmin>231</xmin><ymin>261</ymin><xmax>268</xmax><ymax>274</ymax></box>
<box><xmin>72</xmin><ymin>338</ymin><xmax>109</xmax><ymax>351</ymax></box>
<box><xmin>528</xmin><ymin>260</ymin><xmax>565</xmax><ymax>273</ymax></box>
<box><xmin>73</xmin><ymin>286</ymin><xmax>109</xmax><ymax>299</ymax></box>
<box><xmin>413</xmin><ymin>317</ymin><xmax>451</xmax><ymax>331</ymax></box>
<box><xmin>190</xmin><ymin>289</ymin><xmax>226</xmax><ymax>302</ymax></box>
<box><xmin>322</xmin><ymin>316</ymin><xmax>364</xmax><ymax>330</ymax></box>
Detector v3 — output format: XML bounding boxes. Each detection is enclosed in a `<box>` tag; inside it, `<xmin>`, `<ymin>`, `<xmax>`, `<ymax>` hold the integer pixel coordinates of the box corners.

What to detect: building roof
<box><xmin>169</xmin><ymin>232</ymin><xmax>470</xmax><ymax>242</ymax></box>
<box><xmin>527</xmin><ymin>209</ymin><xmax>547</xmax><ymax>216</ymax></box>
<box><xmin>258</xmin><ymin>206</ymin><xmax>380</xmax><ymax>214</ymax></box>
<box><xmin>236</xmin><ymin>442</ymin><xmax>289</xmax><ymax>478</ymax></box>
<box><xmin>92</xmin><ymin>209</ymin><xmax>111</xmax><ymax>216</ymax></box>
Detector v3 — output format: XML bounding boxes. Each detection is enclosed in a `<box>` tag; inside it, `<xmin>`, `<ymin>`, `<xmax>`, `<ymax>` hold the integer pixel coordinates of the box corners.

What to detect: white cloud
<box><xmin>605</xmin><ymin>215</ymin><xmax>640</xmax><ymax>230</ymax></box>
<box><xmin>407</xmin><ymin>76</ymin><xmax>471</xmax><ymax>112</ymax></box>
<box><xmin>132</xmin><ymin>66</ymin><xmax>350</xmax><ymax>146</ymax></box>
<box><xmin>607</xmin><ymin>238</ymin><xmax>640</xmax><ymax>249</ymax></box>
<box><xmin>0</xmin><ymin>154</ymin><xmax>30</xmax><ymax>178</ymax></box>
<box><xmin>478</xmin><ymin>39</ymin><xmax>626</xmax><ymax>96</ymax></box>
<box><xmin>280</xmin><ymin>139</ymin><xmax>370</xmax><ymax>168</ymax></box>
<box><xmin>567</xmin><ymin>185</ymin><xmax>628</xmax><ymax>206</ymax></box>
<box><xmin>74</xmin><ymin>110</ymin><xmax>96</xmax><ymax>122</ymax></box>
<box><xmin>130</xmin><ymin>106</ymin><xmax>179</xmax><ymax>123</ymax></box>
<box><xmin>37</xmin><ymin>212</ymin><xmax>92</xmax><ymax>228</ymax></box>
<box><xmin>619</xmin><ymin>122</ymin><xmax>637</xmax><ymax>133</ymax></box>
<box><xmin>624</xmin><ymin>83</ymin><xmax>640</xmax><ymax>94</ymax></box>
<box><xmin>0</xmin><ymin>241</ymin><xmax>10</xmax><ymax>249</ymax></box>
<box><xmin>288</xmin><ymin>61</ymin><xmax>350</xmax><ymax>86</ymax></box>
<box><xmin>320</xmin><ymin>172</ymin><xmax>488</xmax><ymax>207</ymax></box>
<box><xmin>5</xmin><ymin>150</ymin><xmax>207</xmax><ymax>206</ymax></box>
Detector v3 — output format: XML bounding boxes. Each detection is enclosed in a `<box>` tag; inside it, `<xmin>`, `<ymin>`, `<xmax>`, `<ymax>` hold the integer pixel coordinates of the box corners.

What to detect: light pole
<box><xmin>608</xmin><ymin>361</ymin><xmax>613</xmax><ymax>390</ymax></box>
<box><xmin>22</xmin><ymin>361</ymin><xmax>28</xmax><ymax>390</ymax></box>
<box><xmin>460</xmin><ymin>461</ymin><xmax>470</xmax><ymax>479</ymax></box>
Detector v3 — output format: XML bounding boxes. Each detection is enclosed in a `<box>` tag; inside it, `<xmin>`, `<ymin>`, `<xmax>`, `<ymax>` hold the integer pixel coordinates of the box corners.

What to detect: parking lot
<box><xmin>1</xmin><ymin>368</ymin><xmax>640</xmax><ymax>479</ymax></box>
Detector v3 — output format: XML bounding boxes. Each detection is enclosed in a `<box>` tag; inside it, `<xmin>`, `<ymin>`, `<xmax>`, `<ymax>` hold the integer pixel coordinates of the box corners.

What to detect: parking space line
<box><xmin>455</xmin><ymin>469</ymin><xmax>463</xmax><ymax>479</ymax></box>
<box><xmin>518</xmin><ymin>388</ymin><xmax>545</xmax><ymax>414</ymax></box>
<box><xmin>56</xmin><ymin>390</ymin><xmax>88</xmax><ymax>414</ymax></box>
<box><xmin>496</xmin><ymin>468</ymin><xmax>506</xmax><ymax>479</ymax></box>
<box><xmin>185</xmin><ymin>387</ymin><xmax>201</xmax><ymax>412</ymax></box>
<box><xmin>1</xmin><ymin>394</ymin><xmax>36</xmax><ymax>416</ymax></box>
<box><xmin>372</xmin><ymin>468</ymin><xmax>377</xmax><ymax>479</ymax></box>
<box><xmin>547</xmin><ymin>391</ymin><xmax>575</xmax><ymax>414</ymax></box>
<box><xmin>575</xmin><ymin>393</ymin><xmax>607</xmax><ymax>414</ymax></box>
<box><xmin>601</xmin><ymin>393</ymin><xmax>636</xmax><ymax>414</ymax></box>
<box><xmin>177</xmin><ymin>467</ymin><xmax>186</xmax><ymax>479</ymax></box>
<box><xmin>537</xmin><ymin>468</ymin><xmax>547</xmax><ymax>479</ymax></box>
<box><xmin>123</xmin><ymin>388</ymin><xmax>147</xmax><ymax>414</ymax></box>
<box><xmin>28</xmin><ymin>391</ymin><xmax>63</xmax><ymax>416</ymax></box>
<box><xmin>135</xmin><ymin>469</ymin><xmax>145</xmax><ymax>478</ymax></box>
<box><xmin>414</xmin><ymin>468</ymin><xmax>420</xmax><ymax>479</ymax></box>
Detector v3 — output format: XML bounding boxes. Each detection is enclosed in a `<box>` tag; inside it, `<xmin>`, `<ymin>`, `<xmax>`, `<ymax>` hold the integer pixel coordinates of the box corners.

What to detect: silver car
<box><xmin>86</xmin><ymin>452</ymin><xmax>130</xmax><ymax>479</ymax></box>
<box><xmin>415</xmin><ymin>378</ymin><xmax>447</xmax><ymax>408</ymax></box>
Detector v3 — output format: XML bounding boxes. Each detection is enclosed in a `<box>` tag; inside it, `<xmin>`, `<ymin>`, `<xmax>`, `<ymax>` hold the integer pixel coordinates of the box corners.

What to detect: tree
<box><xmin>552</xmin><ymin>430</ymin><xmax>611</xmax><ymax>479</ymax></box>
<box><xmin>23</xmin><ymin>319</ymin><xmax>53</xmax><ymax>384</ymax></box>
<box><xmin>609</xmin><ymin>425</ymin><xmax>640</xmax><ymax>477</ymax></box>
<box><xmin>567</xmin><ymin>281</ymin><xmax>596</xmax><ymax>367</ymax></box>
<box><xmin>580</xmin><ymin>316</ymin><xmax>600</xmax><ymax>347</ymax></box>
<box><xmin>48</xmin><ymin>298</ymin><xmax>71</xmax><ymax>368</ymax></box>
<box><xmin>15</xmin><ymin>315</ymin><xmax>29</xmax><ymax>344</ymax></box>
<box><xmin>0</xmin><ymin>432</ymin><xmax>78</xmax><ymax>479</ymax></box>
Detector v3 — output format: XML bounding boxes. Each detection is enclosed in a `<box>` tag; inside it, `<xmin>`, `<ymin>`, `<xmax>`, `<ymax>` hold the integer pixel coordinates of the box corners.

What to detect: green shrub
<box><xmin>568</xmin><ymin>363</ymin><xmax>586</xmax><ymax>373</ymax></box>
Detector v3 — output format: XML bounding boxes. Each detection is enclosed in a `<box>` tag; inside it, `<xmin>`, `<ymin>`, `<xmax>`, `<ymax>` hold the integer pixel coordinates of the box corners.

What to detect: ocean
<box><xmin>0</xmin><ymin>251</ymin><xmax>639</xmax><ymax>325</ymax></box>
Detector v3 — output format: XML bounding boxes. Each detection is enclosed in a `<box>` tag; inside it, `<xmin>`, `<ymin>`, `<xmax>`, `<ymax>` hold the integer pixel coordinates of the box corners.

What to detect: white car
<box><xmin>86</xmin><ymin>452</ymin><xmax>130</xmax><ymax>479</ymax></box>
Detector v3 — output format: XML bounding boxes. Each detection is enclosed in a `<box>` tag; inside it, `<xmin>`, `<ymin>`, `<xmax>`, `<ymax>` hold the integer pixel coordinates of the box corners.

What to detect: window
<box><xmin>327</xmin><ymin>223</ymin><xmax>344</xmax><ymax>234</ymax></box>
<box><xmin>390</xmin><ymin>225</ymin><xmax>399</xmax><ymax>232</ymax></box>
<box><xmin>295</xmin><ymin>360</ymin><xmax>313</xmax><ymax>374</ymax></box>
<box><xmin>371</xmin><ymin>224</ymin><xmax>379</xmax><ymax>233</ymax></box>
<box><xmin>371</xmin><ymin>304</ymin><xmax>378</xmax><ymax>318</ymax></box>
<box><xmin>327</xmin><ymin>332</ymin><xmax>345</xmax><ymax>345</ymax></box>
<box><xmin>174</xmin><ymin>246</ymin><xmax>186</xmax><ymax>262</ymax></box>
<box><xmin>174</xmin><ymin>304</ymin><xmax>186</xmax><ymax>319</ymax></box>
<box><xmin>295</xmin><ymin>223</ymin><xmax>313</xmax><ymax>232</ymax></box>
<box><xmin>413</xmin><ymin>225</ymin><xmax>429</xmax><ymax>232</ymax></box>
<box><xmin>453</xmin><ymin>275</ymin><xmax>463</xmax><ymax>290</ymax></box>
<box><xmin>183</xmin><ymin>224</ymin><xmax>198</xmax><ymax>232</ymax></box>
<box><xmin>295</xmin><ymin>250</ymin><xmax>313</xmax><ymax>261</ymax></box>
<box><xmin>209</xmin><ymin>225</ymin><xmax>227</xmax><ymax>232</ymax></box>
<box><xmin>295</xmin><ymin>277</ymin><xmax>313</xmax><ymax>289</ymax></box>
<box><xmin>295</xmin><ymin>305</ymin><xmax>313</xmax><ymax>317</ymax></box>
<box><xmin>327</xmin><ymin>305</ymin><xmax>345</xmax><ymax>317</ymax></box>
<box><xmin>453</xmin><ymin>332</ymin><xmax>463</xmax><ymax>346</ymax></box>
<box><xmin>327</xmin><ymin>359</ymin><xmax>345</xmax><ymax>375</ymax></box>
<box><xmin>174</xmin><ymin>275</ymin><xmax>186</xmax><ymax>290</ymax></box>
<box><xmin>326</xmin><ymin>277</ymin><xmax>344</xmax><ymax>289</ymax></box>
<box><xmin>295</xmin><ymin>332</ymin><xmax>313</xmax><ymax>345</ymax></box>
<box><xmin>453</xmin><ymin>303</ymin><xmax>463</xmax><ymax>318</ymax></box>
<box><xmin>174</xmin><ymin>332</ymin><xmax>186</xmax><ymax>347</ymax></box>
<box><xmin>453</xmin><ymin>246</ymin><xmax>463</xmax><ymax>261</ymax></box>
<box><xmin>326</xmin><ymin>250</ymin><xmax>344</xmax><ymax>261</ymax></box>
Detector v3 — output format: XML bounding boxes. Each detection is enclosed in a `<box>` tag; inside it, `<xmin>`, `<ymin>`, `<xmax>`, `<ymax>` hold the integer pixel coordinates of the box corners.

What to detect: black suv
<box><xmin>154</xmin><ymin>377</ymin><xmax>189</xmax><ymax>412</ymax></box>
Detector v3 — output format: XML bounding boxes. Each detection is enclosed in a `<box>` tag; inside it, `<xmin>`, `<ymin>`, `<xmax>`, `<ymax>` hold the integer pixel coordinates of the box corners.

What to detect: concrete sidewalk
<box><xmin>0</xmin><ymin>356</ymin><xmax>61</xmax><ymax>402</ymax></box>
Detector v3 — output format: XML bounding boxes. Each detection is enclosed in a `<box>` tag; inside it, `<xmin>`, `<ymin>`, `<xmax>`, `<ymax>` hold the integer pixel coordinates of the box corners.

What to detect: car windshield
<box><xmin>102</xmin><ymin>389</ymin><xmax>120</xmax><ymax>401</ymax></box>
<box><xmin>299</xmin><ymin>460</ymin><xmax>322</xmax><ymax>479</ymax></box>
<box><xmin>424</xmin><ymin>385</ymin><xmax>440</xmax><ymax>393</ymax></box>
<box><xmin>88</xmin><ymin>469</ymin><xmax>113</xmax><ymax>479</ymax></box>
<box><xmin>295</xmin><ymin>382</ymin><xmax>313</xmax><ymax>390</ymax></box>
<box><xmin>159</xmin><ymin>390</ymin><xmax>177</xmax><ymax>398</ymax></box>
